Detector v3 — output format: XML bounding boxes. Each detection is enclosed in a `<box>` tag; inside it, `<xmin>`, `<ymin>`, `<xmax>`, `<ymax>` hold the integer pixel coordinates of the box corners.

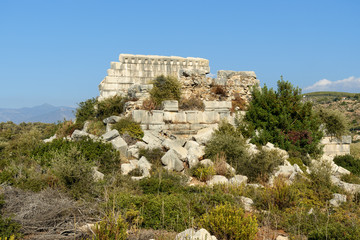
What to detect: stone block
<box><xmin>132</xmin><ymin>110</ymin><xmax>147</xmax><ymax>123</ymax></box>
<box><xmin>103</xmin><ymin>116</ymin><xmax>122</xmax><ymax>124</ymax></box>
<box><xmin>162</xmin><ymin>100</ymin><xmax>179</xmax><ymax>112</ymax></box>
<box><xmin>161</xmin><ymin>149</ymin><xmax>184</xmax><ymax>172</ymax></box>
<box><xmin>186</xmin><ymin>111</ymin><xmax>199</xmax><ymax>124</ymax></box>
<box><xmin>101</xmin><ymin>129</ymin><xmax>120</xmax><ymax>141</ymax></box>
<box><xmin>111</xmin><ymin>136</ymin><xmax>128</xmax><ymax>156</ymax></box>
<box><xmin>207</xmin><ymin>175</ymin><xmax>228</xmax><ymax>186</ymax></box>
<box><xmin>163</xmin><ymin>112</ymin><xmax>176</xmax><ymax>122</ymax></box>
<box><xmin>173</xmin><ymin>112</ymin><xmax>187</xmax><ymax>123</ymax></box>
<box><xmin>203</xmin><ymin>111</ymin><xmax>219</xmax><ymax>123</ymax></box>
<box><xmin>149</xmin><ymin>110</ymin><xmax>164</xmax><ymax>124</ymax></box>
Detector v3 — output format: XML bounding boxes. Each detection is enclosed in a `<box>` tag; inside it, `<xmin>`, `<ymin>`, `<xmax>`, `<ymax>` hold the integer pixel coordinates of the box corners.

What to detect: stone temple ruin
<box><xmin>99</xmin><ymin>54</ymin><xmax>259</xmax><ymax>133</ymax></box>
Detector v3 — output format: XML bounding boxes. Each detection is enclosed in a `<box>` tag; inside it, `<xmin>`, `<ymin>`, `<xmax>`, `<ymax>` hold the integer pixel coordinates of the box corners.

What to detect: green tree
<box><xmin>242</xmin><ymin>78</ymin><xmax>323</xmax><ymax>157</ymax></box>
<box><xmin>318</xmin><ymin>109</ymin><xmax>348</xmax><ymax>139</ymax></box>
<box><xmin>149</xmin><ymin>75</ymin><xmax>182</xmax><ymax>106</ymax></box>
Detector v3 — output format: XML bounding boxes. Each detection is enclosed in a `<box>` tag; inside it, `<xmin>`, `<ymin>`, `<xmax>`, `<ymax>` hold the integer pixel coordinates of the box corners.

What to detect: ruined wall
<box><xmin>99</xmin><ymin>54</ymin><xmax>210</xmax><ymax>100</ymax></box>
<box><xmin>321</xmin><ymin>136</ymin><xmax>351</xmax><ymax>156</ymax></box>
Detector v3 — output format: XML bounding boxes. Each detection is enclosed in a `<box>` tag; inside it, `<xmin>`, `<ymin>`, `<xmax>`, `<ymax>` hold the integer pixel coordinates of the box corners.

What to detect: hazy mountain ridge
<box><xmin>0</xmin><ymin>104</ymin><xmax>75</xmax><ymax>124</ymax></box>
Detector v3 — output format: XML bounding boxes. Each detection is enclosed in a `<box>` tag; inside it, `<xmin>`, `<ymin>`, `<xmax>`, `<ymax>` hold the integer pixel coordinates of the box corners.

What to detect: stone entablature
<box><xmin>99</xmin><ymin>54</ymin><xmax>210</xmax><ymax>100</ymax></box>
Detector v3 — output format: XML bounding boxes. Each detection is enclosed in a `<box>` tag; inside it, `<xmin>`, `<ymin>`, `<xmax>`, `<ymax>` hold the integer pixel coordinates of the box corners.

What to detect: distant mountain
<box><xmin>0</xmin><ymin>104</ymin><xmax>76</xmax><ymax>124</ymax></box>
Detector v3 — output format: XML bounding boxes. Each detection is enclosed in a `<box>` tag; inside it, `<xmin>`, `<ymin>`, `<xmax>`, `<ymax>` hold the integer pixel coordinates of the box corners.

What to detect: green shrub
<box><xmin>87</xmin><ymin>120</ymin><xmax>106</xmax><ymax>136</ymax></box>
<box><xmin>318</xmin><ymin>109</ymin><xmax>348</xmax><ymax>139</ymax></box>
<box><xmin>333</xmin><ymin>154</ymin><xmax>360</xmax><ymax>176</ymax></box>
<box><xmin>205</xmin><ymin>121</ymin><xmax>248</xmax><ymax>173</ymax></box>
<box><xmin>75</xmin><ymin>97</ymin><xmax>97</xmax><ymax>124</ymax></box>
<box><xmin>287</xmin><ymin>157</ymin><xmax>307</xmax><ymax>173</ymax></box>
<box><xmin>190</xmin><ymin>163</ymin><xmax>215</xmax><ymax>182</ymax></box>
<box><xmin>309</xmin><ymin>161</ymin><xmax>337</xmax><ymax>201</ymax></box>
<box><xmin>179</xmin><ymin>96</ymin><xmax>205</xmax><ymax>110</ymax></box>
<box><xmin>242</xmin><ymin>79</ymin><xmax>323</xmax><ymax>157</ymax></box>
<box><xmin>281</xmin><ymin>207</ymin><xmax>360</xmax><ymax>240</ymax></box>
<box><xmin>94</xmin><ymin>212</ymin><xmax>128</xmax><ymax>240</ymax></box>
<box><xmin>199</xmin><ymin>203</ymin><xmax>258</xmax><ymax>240</ymax></box>
<box><xmin>241</xmin><ymin>149</ymin><xmax>284</xmax><ymax>182</ymax></box>
<box><xmin>112</xmin><ymin>117</ymin><xmax>144</xmax><ymax>140</ymax></box>
<box><xmin>139</xmin><ymin>170</ymin><xmax>187</xmax><ymax>194</ymax></box>
<box><xmin>51</xmin><ymin>146</ymin><xmax>96</xmax><ymax>199</ymax></box>
<box><xmin>341</xmin><ymin>173</ymin><xmax>360</xmax><ymax>184</ymax></box>
<box><xmin>150</xmin><ymin>75</ymin><xmax>182</xmax><ymax>106</ymax></box>
<box><xmin>138</xmin><ymin>147</ymin><xmax>164</xmax><ymax>166</ymax></box>
<box><xmin>96</xmin><ymin>95</ymin><xmax>126</xmax><ymax>120</ymax></box>
<box><xmin>256</xmin><ymin>177</ymin><xmax>298</xmax><ymax>210</ymax></box>
<box><xmin>32</xmin><ymin>138</ymin><xmax>119</xmax><ymax>174</ymax></box>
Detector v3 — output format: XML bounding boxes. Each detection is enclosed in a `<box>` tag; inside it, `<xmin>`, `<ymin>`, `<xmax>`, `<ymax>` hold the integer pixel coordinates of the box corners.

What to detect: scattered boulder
<box><xmin>162</xmin><ymin>138</ymin><xmax>182</xmax><ymax>150</ymax></box>
<box><xmin>192</xmin><ymin>126</ymin><xmax>216</xmax><ymax>145</ymax></box>
<box><xmin>188</xmin><ymin>155</ymin><xmax>200</xmax><ymax>169</ymax></box>
<box><xmin>92</xmin><ymin>167</ymin><xmax>104</xmax><ymax>182</ymax></box>
<box><xmin>161</xmin><ymin>149</ymin><xmax>184</xmax><ymax>172</ymax></box>
<box><xmin>187</xmin><ymin>146</ymin><xmax>205</xmax><ymax>160</ymax></box>
<box><xmin>207</xmin><ymin>175</ymin><xmax>228</xmax><ymax>186</ymax></box>
<box><xmin>176</xmin><ymin>228</ymin><xmax>217</xmax><ymax>240</ymax></box>
<box><xmin>101</xmin><ymin>129</ymin><xmax>120</xmax><ymax>141</ymax></box>
<box><xmin>329</xmin><ymin>193</ymin><xmax>347</xmax><ymax>207</ymax></box>
<box><xmin>229</xmin><ymin>175</ymin><xmax>248</xmax><ymax>185</ymax></box>
<box><xmin>128</xmin><ymin>145</ymin><xmax>139</xmax><ymax>159</ymax></box>
<box><xmin>111</xmin><ymin>136</ymin><xmax>128</xmax><ymax>156</ymax></box>
<box><xmin>240</xmin><ymin>196</ymin><xmax>254</xmax><ymax>212</ymax></box>
<box><xmin>200</xmin><ymin>159</ymin><xmax>214</xmax><ymax>167</ymax></box>
<box><xmin>142</xmin><ymin>131</ymin><xmax>163</xmax><ymax>149</ymax></box>
<box><xmin>331</xmin><ymin>175</ymin><xmax>360</xmax><ymax>194</ymax></box>
<box><xmin>44</xmin><ymin>134</ymin><xmax>57</xmax><ymax>143</ymax></box>
<box><xmin>121</xmin><ymin>160</ymin><xmax>138</xmax><ymax>175</ymax></box>
<box><xmin>138</xmin><ymin>156</ymin><xmax>152</xmax><ymax>177</ymax></box>
<box><xmin>171</xmin><ymin>145</ymin><xmax>188</xmax><ymax>161</ymax></box>
<box><xmin>71</xmin><ymin>130</ymin><xmax>90</xmax><ymax>141</ymax></box>
<box><xmin>184</xmin><ymin>140</ymin><xmax>200</xmax><ymax>150</ymax></box>
<box><xmin>263</xmin><ymin>142</ymin><xmax>289</xmax><ymax>159</ymax></box>
<box><xmin>103</xmin><ymin>116</ymin><xmax>122</xmax><ymax>124</ymax></box>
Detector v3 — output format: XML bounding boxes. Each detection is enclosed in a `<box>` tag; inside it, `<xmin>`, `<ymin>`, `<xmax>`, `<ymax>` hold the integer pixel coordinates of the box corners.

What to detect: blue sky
<box><xmin>1</xmin><ymin>0</ymin><xmax>359</xmax><ymax>108</ymax></box>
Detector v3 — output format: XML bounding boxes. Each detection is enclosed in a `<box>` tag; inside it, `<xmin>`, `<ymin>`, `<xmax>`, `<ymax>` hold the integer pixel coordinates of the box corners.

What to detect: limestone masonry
<box><xmin>99</xmin><ymin>54</ymin><xmax>210</xmax><ymax>100</ymax></box>
<box><xmin>98</xmin><ymin>54</ymin><xmax>259</xmax><ymax>102</ymax></box>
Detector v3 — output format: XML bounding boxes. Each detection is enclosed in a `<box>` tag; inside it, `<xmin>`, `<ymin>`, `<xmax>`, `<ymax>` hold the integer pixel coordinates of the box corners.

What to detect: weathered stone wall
<box><xmin>132</xmin><ymin>100</ymin><xmax>239</xmax><ymax>134</ymax></box>
<box><xmin>321</xmin><ymin>136</ymin><xmax>351</xmax><ymax>156</ymax></box>
<box><xmin>181</xmin><ymin>70</ymin><xmax>259</xmax><ymax>103</ymax></box>
<box><xmin>99</xmin><ymin>54</ymin><xmax>210</xmax><ymax>100</ymax></box>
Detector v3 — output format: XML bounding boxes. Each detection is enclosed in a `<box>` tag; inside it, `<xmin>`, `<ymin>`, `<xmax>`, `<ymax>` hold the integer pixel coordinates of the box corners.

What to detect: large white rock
<box><xmin>187</xmin><ymin>146</ymin><xmax>205</xmax><ymax>159</ymax></box>
<box><xmin>200</xmin><ymin>159</ymin><xmax>214</xmax><ymax>167</ymax></box>
<box><xmin>111</xmin><ymin>136</ymin><xmax>128</xmax><ymax>156</ymax></box>
<box><xmin>192</xmin><ymin>126</ymin><xmax>216</xmax><ymax>145</ymax></box>
<box><xmin>142</xmin><ymin>131</ymin><xmax>163</xmax><ymax>149</ymax></box>
<box><xmin>102</xmin><ymin>129</ymin><xmax>120</xmax><ymax>141</ymax></box>
<box><xmin>162</xmin><ymin>138</ymin><xmax>182</xmax><ymax>150</ymax></box>
<box><xmin>184</xmin><ymin>140</ymin><xmax>200</xmax><ymax>150</ymax></box>
<box><xmin>229</xmin><ymin>175</ymin><xmax>248</xmax><ymax>185</ymax></box>
<box><xmin>103</xmin><ymin>116</ymin><xmax>122</xmax><ymax>124</ymax></box>
<box><xmin>92</xmin><ymin>167</ymin><xmax>104</xmax><ymax>182</ymax></box>
<box><xmin>172</xmin><ymin>145</ymin><xmax>188</xmax><ymax>161</ymax></box>
<box><xmin>188</xmin><ymin>155</ymin><xmax>200</xmax><ymax>168</ymax></box>
<box><xmin>138</xmin><ymin>156</ymin><xmax>152</xmax><ymax>177</ymax></box>
<box><xmin>329</xmin><ymin>193</ymin><xmax>347</xmax><ymax>207</ymax></box>
<box><xmin>176</xmin><ymin>228</ymin><xmax>217</xmax><ymax>240</ymax></box>
<box><xmin>161</xmin><ymin>149</ymin><xmax>184</xmax><ymax>172</ymax></box>
<box><xmin>207</xmin><ymin>175</ymin><xmax>228</xmax><ymax>186</ymax></box>
<box><xmin>240</xmin><ymin>196</ymin><xmax>254</xmax><ymax>212</ymax></box>
<box><xmin>127</xmin><ymin>145</ymin><xmax>139</xmax><ymax>159</ymax></box>
<box><xmin>44</xmin><ymin>134</ymin><xmax>57</xmax><ymax>143</ymax></box>
<box><xmin>71</xmin><ymin>130</ymin><xmax>89</xmax><ymax>141</ymax></box>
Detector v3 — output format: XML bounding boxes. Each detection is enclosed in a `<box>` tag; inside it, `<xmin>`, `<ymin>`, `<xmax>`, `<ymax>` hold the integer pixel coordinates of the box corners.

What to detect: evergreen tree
<box><xmin>242</xmin><ymin>78</ymin><xmax>323</xmax><ymax>158</ymax></box>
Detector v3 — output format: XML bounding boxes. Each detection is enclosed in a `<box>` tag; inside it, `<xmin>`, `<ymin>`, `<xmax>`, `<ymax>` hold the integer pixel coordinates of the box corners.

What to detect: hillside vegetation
<box><xmin>0</xmin><ymin>81</ymin><xmax>360</xmax><ymax>240</ymax></box>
